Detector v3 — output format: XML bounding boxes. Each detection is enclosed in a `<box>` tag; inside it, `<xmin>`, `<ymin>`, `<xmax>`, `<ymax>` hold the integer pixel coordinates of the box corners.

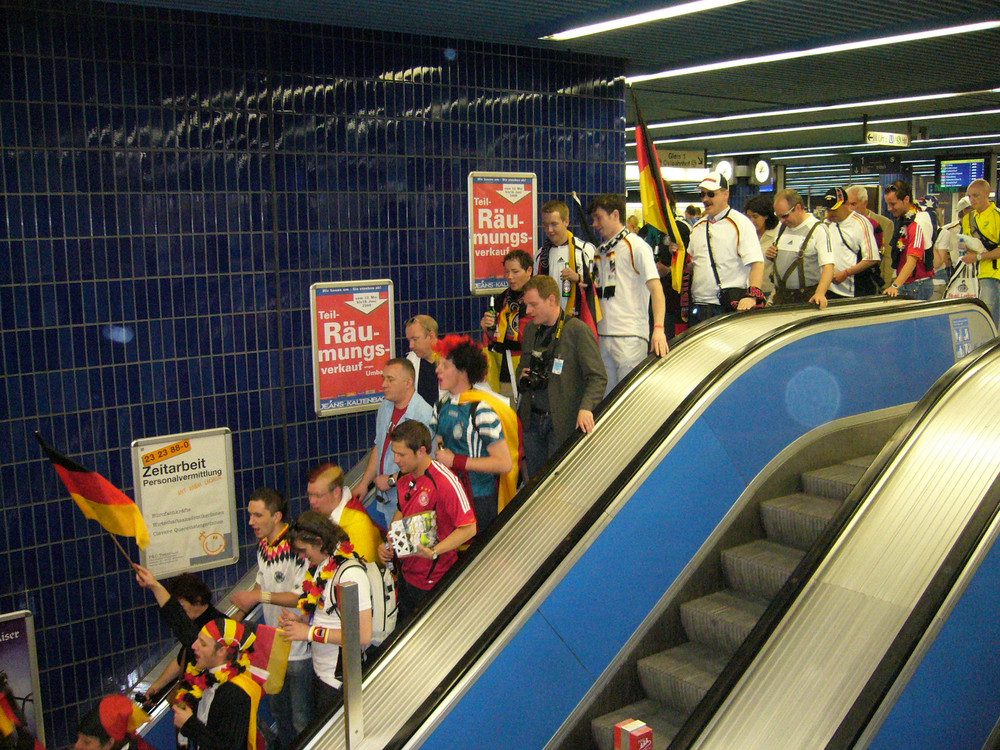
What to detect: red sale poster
<box><xmin>310</xmin><ymin>280</ymin><xmax>395</xmax><ymax>416</ymax></box>
<box><xmin>468</xmin><ymin>171</ymin><xmax>537</xmax><ymax>295</ymax></box>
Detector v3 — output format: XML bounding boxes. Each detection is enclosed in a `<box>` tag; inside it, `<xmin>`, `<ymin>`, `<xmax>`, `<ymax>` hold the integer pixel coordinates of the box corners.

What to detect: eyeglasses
<box><xmin>777</xmin><ymin>206</ymin><xmax>798</xmax><ymax>220</ymax></box>
<box><xmin>700</xmin><ymin>190</ymin><xmax>715</xmax><ymax>198</ymax></box>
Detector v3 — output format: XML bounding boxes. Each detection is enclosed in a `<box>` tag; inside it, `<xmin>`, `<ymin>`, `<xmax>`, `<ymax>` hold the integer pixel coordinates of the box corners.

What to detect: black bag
<box><xmin>718</xmin><ymin>287</ymin><xmax>748</xmax><ymax>309</ymax></box>
<box><xmin>771</xmin><ymin>286</ymin><xmax>817</xmax><ymax>305</ymax></box>
<box><xmin>853</xmin><ymin>265</ymin><xmax>884</xmax><ymax>297</ymax></box>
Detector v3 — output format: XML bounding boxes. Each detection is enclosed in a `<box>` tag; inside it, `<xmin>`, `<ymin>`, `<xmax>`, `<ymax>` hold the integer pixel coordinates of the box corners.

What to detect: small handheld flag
<box><xmin>35</xmin><ymin>433</ymin><xmax>151</xmax><ymax>550</ymax></box>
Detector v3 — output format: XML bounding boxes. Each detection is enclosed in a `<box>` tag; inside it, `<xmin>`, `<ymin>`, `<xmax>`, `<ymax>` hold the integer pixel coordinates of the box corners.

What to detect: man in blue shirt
<box><xmin>352</xmin><ymin>357</ymin><xmax>434</xmax><ymax>529</ymax></box>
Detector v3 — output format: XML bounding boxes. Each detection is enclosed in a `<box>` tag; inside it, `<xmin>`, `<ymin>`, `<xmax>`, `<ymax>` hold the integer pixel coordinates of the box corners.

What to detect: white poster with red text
<box><xmin>310</xmin><ymin>279</ymin><xmax>395</xmax><ymax>416</ymax></box>
<box><xmin>468</xmin><ymin>172</ymin><xmax>537</xmax><ymax>295</ymax></box>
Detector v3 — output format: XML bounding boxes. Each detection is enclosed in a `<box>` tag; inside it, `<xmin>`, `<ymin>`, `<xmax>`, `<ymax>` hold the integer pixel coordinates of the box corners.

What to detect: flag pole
<box><xmin>105</xmin><ymin>529</ymin><xmax>138</xmax><ymax>567</ymax></box>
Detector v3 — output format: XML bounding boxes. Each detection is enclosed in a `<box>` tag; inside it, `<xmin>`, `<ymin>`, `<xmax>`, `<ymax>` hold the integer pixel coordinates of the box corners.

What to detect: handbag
<box><xmin>945</xmin><ymin>262</ymin><xmax>979</xmax><ymax>299</ymax></box>
<box><xmin>706</xmin><ymin>211</ymin><xmax>763</xmax><ymax>310</ymax></box>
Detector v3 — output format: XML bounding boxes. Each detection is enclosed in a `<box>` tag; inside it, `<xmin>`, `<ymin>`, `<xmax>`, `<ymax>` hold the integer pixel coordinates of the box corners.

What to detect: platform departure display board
<box><xmin>937</xmin><ymin>156</ymin><xmax>987</xmax><ymax>192</ymax></box>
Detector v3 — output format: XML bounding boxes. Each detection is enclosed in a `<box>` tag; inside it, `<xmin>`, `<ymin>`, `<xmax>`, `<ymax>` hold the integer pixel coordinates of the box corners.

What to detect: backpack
<box><xmin>333</xmin><ymin>553</ymin><xmax>398</xmax><ymax>647</ymax></box>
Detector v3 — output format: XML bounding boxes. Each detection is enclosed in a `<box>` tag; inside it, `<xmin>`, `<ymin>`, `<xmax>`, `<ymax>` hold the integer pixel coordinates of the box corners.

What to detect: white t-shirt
<box><xmin>688</xmin><ymin>208</ymin><xmax>764</xmax><ymax>304</ymax></box>
<box><xmin>311</xmin><ymin>561</ymin><xmax>372</xmax><ymax>689</ymax></box>
<box><xmin>772</xmin><ymin>215</ymin><xmax>833</xmax><ymax>289</ymax></box>
<box><xmin>534</xmin><ymin>236</ymin><xmax>596</xmax><ymax>311</ymax></box>
<box><xmin>826</xmin><ymin>211</ymin><xmax>880</xmax><ymax>297</ymax></box>
<box><xmin>594</xmin><ymin>231</ymin><xmax>658</xmax><ymax>338</ymax></box>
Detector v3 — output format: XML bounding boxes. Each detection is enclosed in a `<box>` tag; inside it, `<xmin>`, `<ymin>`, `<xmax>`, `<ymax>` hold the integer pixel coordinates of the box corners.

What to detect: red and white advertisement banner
<box><xmin>311</xmin><ymin>279</ymin><xmax>394</xmax><ymax>416</ymax></box>
<box><xmin>468</xmin><ymin>171</ymin><xmax>537</xmax><ymax>295</ymax></box>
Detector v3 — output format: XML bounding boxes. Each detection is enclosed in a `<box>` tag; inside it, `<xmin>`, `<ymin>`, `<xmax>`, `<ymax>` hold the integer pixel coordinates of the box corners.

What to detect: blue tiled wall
<box><xmin>0</xmin><ymin>1</ymin><xmax>625</xmax><ymax>744</ymax></box>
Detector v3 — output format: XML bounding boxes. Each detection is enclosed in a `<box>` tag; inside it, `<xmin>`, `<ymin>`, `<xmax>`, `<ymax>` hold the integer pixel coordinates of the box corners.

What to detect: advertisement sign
<box><xmin>0</xmin><ymin>611</ymin><xmax>44</xmax><ymax>747</ymax></box>
<box><xmin>310</xmin><ymin>280</ymin><xmax>394</xmax><ymax>416</ymax></box>
<box><xmin>132</xmin><ymin>428</ymin><xmax>238</xmax><ymax>578</ymax></box>
<box><xmin>468</xmin><ymin>172</ymin><xmax>537</xmax><ymax>295</ymax></box>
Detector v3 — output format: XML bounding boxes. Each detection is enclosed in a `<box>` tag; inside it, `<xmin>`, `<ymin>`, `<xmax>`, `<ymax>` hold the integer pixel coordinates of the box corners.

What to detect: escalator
<box><xmin>575</xmin><ymin>407</ymin><xmax>908</xmax><ymax>749</ymax></box>
<box><xmin>289</xmin><ymin>297</ymin><xmax>994</xmax><ymax>750</ymax></box>
<box><xmin>656</xmin><ymin>334</ymin><xmax>1000</xmax><ymax>749</ymax></box>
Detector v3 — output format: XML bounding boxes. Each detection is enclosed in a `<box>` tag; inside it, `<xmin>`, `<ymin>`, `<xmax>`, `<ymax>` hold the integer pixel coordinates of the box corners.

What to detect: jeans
<box><xmin>899</xmin><ymin>276</ymin><xmax>934</xmax><ymax>301</ymax></box>
<box><xmin>522</xmin><ymin>409</ymin><xmax>557</xmax><ymax>480</ymax></box>
<box><xmin>270</xmin><ymin>657</ymin><xmax>314</xmax><ymax>749</ymax></box>
<box><xmin>979</xmin><ymin>276</ymin><xmax>1000</xmax><ymax>330</ymax></box>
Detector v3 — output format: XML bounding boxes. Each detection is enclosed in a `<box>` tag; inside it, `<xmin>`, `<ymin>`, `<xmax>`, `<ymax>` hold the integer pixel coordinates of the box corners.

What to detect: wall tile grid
<box><xmin>0</xmin><ymin>1</ymin><xmax>625</xmax><ymax>744</ymax></box>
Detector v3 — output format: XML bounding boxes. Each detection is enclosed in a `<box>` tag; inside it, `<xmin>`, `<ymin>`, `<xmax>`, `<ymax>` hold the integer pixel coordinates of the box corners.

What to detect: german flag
<box><xmin>632</xmin><ymin>92</ymin><xmax>687</xmax><ymax>292</ymax></box>
<box><xmin>35</xmin><ymin>433</ymin><xmax>150</xmax><ymax>549</ymax></box>
<box><xmin>570</xmin><ymin>191</ymin><xmax>603</xmax><ymax>338</ymax></box>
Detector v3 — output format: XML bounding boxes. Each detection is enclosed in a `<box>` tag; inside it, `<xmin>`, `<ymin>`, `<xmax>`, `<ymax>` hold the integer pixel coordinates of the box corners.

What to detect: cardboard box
<box><xmin>614</xmin><ymin>718</ymin><xmax>653</xmax><ymax>750</ymax></box>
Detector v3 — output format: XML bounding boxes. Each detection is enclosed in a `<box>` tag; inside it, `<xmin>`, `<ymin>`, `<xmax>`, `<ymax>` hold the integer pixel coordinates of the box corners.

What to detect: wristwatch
<box><xmin>431</xmin><ymin>549</ymin><xmax>439</xmax><ymax>561</ymax></box>
<box><xmin>386</xmin><ymin>475</ymin><xmax>396</xmax><ymax>488</ymax></box>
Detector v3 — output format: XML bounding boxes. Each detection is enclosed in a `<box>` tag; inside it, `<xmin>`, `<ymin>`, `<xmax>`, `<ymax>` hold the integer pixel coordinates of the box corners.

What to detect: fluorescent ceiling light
<box><xmin>641</xmin><ymin>108</ymin><xmax>1000</xmax><ymax>147</ymax></box>
<box><xmin>643</xmin><ymin>121</ymin><xmax>864</xmax><ymax>146</ymax></box>
<box><xmin>542</xmin><ymin>0</ymin><xmax>751</xmax><ymax>41</ymax></box>
<box><xmin>627</xmin><ymin>20</ymin><xmax>1000</xmax><ymax>83</ymax></box>
<box><xmin>631</xmin><ymin>91</ymin><xmax>974</xmax><ymax>132</ymax></box>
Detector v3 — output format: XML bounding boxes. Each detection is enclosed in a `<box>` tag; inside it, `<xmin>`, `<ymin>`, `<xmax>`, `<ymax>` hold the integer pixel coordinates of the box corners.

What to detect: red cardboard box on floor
<box><xmin>614</xmin><ymin>718</ymin><xmax>653</xmax><ymax>750</ymax></box>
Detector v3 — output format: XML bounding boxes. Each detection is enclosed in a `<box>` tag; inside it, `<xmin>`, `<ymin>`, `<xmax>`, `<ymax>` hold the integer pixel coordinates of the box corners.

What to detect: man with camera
<box><xmin>515</xmin><ymin>275</ymin><xmax>607</xmax><ymax>480</ymax></box>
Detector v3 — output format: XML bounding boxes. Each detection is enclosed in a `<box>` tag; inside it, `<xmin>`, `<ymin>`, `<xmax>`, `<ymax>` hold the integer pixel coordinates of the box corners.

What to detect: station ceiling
<box><xmin>107</xmin><ymin>0</ymin><xmax>1000</xmax><ymax>196</ymax></box>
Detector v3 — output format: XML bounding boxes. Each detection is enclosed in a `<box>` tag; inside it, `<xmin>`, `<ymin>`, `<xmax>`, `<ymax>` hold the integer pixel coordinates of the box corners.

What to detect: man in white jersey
<box><xmin>687</xmin><ymin>172</ymin><xmax>765</xmax><ymax>323</ymax></box>
<box><xmin>587</xmin><ymin>192</ymin><xmax>667</xmax><ymax>394</ymax></box>
<box><xmin>535</xmin><ymin>199</ymin><xmax>596</xmax><ymax>313</ymax></box>
<box><xmin>767</xmin><ymin>188</ymin><xmax>834</xmax><ymax>308</ymax></box>
<box><xmin>821</xmin><ymin>187</ymin><xmax>881</xmax><ymax>301</ymax></box>
<box><xmin>230</xmin><ymin>488</ymin><xmax>310</xmax><ymax>749</ymax></box>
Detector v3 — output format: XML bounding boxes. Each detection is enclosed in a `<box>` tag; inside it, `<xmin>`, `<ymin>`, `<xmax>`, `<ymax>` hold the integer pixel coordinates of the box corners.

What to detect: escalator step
<box><xmin>722</xmin><ymin>539</ymin><xmax>804</xmax><ymax>600</ymax></box>
<box><xmin>801</xmin><ymin>461</ymin><xmax>868</xmax><ymax>500</ymax></box>
<box><xmin>680</xmin><ymin>589</ymin><xmax>769</xmax><ymax>656</ymax></box>
<box><xmin>843</xmin><ymin>453</ymin><xmax>876</xmax><ymax>468</ymax></box>
<box><xmin>637</xmin><ymin>642</ymin><xmax>730</xmax><ymax>715</ymax></box>
<box><xmin>590</xmin><ymin>698</ymin><xmax>686</xmax><ymax>750</ymax></box>
<box><xmin>761</xmin><ymin>492</ymin><xmax>842</xmax><ymax>550</ymax></box>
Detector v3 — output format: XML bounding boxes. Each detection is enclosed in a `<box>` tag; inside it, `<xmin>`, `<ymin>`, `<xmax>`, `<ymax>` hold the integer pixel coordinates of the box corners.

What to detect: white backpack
<box><xmin>333</xmin><ymin>555</ymin><xmax>398</xmax><ymax>647</ymax></box>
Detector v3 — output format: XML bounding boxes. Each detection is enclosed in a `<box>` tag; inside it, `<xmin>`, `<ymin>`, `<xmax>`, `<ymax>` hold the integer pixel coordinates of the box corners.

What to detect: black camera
<box><xmin>518</xmin><ymin>349</ymin><xmax>549</xmax><ymax>391</ymax></box>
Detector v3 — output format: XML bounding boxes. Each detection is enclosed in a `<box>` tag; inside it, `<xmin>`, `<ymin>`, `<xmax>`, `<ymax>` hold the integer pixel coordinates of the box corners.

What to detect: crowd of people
<box><xmin>75</xmin><ymin>177</ymin><xmax>999</xmax><ymax>750</ymax></box>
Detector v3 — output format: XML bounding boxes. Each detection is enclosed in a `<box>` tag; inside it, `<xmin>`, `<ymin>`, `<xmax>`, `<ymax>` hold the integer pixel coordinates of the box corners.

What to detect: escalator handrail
<box><xmin>667</xmin><ymin>335</ymin><xmax>1000</xmax><ymax>750</ymax></box>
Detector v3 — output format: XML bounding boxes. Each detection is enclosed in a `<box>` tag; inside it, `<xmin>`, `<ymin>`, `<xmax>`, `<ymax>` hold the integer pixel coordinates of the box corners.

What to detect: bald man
<box><xmin>960</xmin><ymin>178</ymin><xmax>1000</xmax><ymax>328</ymax></box>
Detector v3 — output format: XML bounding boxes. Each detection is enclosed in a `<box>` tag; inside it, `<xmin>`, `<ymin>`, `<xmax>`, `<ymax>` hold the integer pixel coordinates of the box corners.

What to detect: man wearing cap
<box><xmin>934</xmin><ymin>195</ymin><xmax>974</xmax><ymax>286</ymax></box>
<box><xmin>883</xmin><ymin>179</ymin><xmax>936</xmax><ymax>300</ymax></box>
<box><xmin>767</xmin><ymin>189</ymin><xmax>833</xmax><ymax>307</ymax></box>
<box><xmin>822</xmin><ymin>187</ymin><xmax>882</xmax><ymax>301</ymax></box>
<box><xmin>173</xmin><ymin>618</ymin><xmax>263</xmax><ymax>750</ymax></box>
<box><xmin>960</xmin><ymin>178</ymin><xmax>1000</xmax><ymax>327</ymax></box>
<box><xmin>687</xmin><ymin>172</ymin><xmax>765</xmax><ymax>323</ymax></box>
<box><xmin>587</xmin><ymin>193</ymin><xmax>667</xmax><ymax>393</ymax></box>
<box><xmin>846</xmin><ymin>185</ymin><xmax>895</xmax><ymax>285</ymax></box>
